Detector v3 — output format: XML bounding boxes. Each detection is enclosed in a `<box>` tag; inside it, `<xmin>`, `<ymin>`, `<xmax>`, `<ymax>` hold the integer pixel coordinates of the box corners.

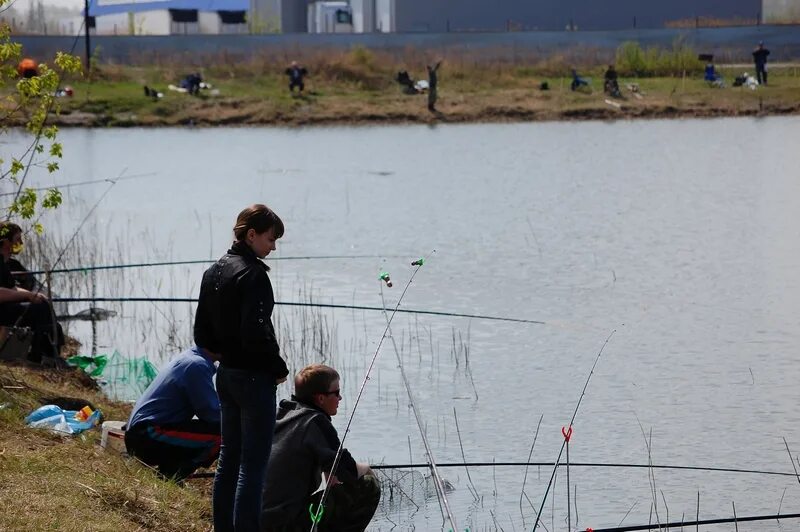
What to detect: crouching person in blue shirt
<box><xmin>125</xmin><ymin>346</ymin><xmax>221</xmax><ymax>481</ymax></box>
<box><xmin>261</xmin><ymin>364</ymin><xmax>381</xmax><ymax>532</ymax></box>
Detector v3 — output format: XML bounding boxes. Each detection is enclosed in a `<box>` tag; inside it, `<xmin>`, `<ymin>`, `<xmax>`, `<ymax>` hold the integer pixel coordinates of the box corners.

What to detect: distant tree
<box><xmin>0</xmin><ymin>0</ymin><xmax>82</xmax><ymax>231</ymax></box>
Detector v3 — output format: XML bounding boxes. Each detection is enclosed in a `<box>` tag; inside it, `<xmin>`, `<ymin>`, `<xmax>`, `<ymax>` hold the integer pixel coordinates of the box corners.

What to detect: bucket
<box><xmin>101</xmin><ymin>421</ymin><xmax>127</xmax><ymax>455</ymax></box>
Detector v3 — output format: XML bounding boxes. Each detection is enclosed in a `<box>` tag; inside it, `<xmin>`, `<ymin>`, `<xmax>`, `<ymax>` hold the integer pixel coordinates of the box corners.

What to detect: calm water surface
<box><xmin>4</xmin><ymin>117</ymin><xmax>800</xmax><ymax>531</ymax></box>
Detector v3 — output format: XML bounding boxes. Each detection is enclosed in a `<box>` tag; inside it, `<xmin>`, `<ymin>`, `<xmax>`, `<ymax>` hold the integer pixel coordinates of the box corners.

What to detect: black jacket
<box><xmin>753</xmin><ymin>48</ymin><xmax>770</xmax><ymax>66</ymax></box>
<box><xmin>262</xmin><ymin>397</ymin><xmax>358</xmax><ymax>524</ymax></box>
<box><xmin>194</xmin><ymin>241</ymin><xmax>288</xmax><ymax>378</ymax></box>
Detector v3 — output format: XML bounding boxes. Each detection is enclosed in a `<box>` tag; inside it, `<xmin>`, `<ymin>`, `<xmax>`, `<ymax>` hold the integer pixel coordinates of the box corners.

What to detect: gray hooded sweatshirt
<box><xmin>262</xmin><ymin>397</ymin><xmax>358</xmax><ymax>524</ymax></box>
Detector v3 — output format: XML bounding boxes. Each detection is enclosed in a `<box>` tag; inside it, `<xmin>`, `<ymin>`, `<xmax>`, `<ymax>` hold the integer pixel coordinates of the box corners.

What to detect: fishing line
<box><xmin>532</xmin><ymin>329</ymin><xmax>616</xmax><ymax>532</ymax></box>
<box><xmin>51</xmin><ymin>297</ymin><xmax>546</xmax><ymax>326</ymax></box>
<box><xmin>23</xmin><ymin>254</ymin><xmax>408</xmax><ymax>275</ymax></box>
<box><xmin>0</xmin><ymin>1</ymin><xmax>20</xmax><ymax>15</ymax></box>
<box><xmin>586</xmin><ymin>511</ymin><xmax>800</xmax><ymax>531</ymax></box>
<box><xmin>0</xmin><ymin>172</ymin><xmax>118</xmax><ymax>363</ymax></box>
<box><xmin>379</xmin><ymin>261</ymin><xmax>459</xmax><ymax>532</ymax></box>
<box><xmin>187</xmin><ymin>460</ymin><xmax>800</xmax><ymax>480</ymax></box>
<box><xmin>369</xmin><ymin>461</ymin><xmax>800</xmax><ymax>477</ymax></box>
<box><xmin>40</xmin><ymin>177</ymin><xmax>117</xmax><ymax>358</ymax></box>
<box><xmin>48</xmin><ymin>177</ymin><xmax>118</xmax><ymax>272</ymax></box>
<box><xmin>308</xmin><ymin>252</ymin><xmax>433</xmax><ymax>532</ymax></box>
<box><xmin>0</xmin><ymin>171</ymin><xmax>157</xmax><ymax>197</ymax></box>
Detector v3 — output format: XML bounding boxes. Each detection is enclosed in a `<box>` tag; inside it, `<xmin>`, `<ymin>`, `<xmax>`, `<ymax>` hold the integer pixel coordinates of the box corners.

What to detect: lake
<box><xmin>4</xmin><ymin>117</ymin><xmax>800</xmax><ymax>531</ymax></box>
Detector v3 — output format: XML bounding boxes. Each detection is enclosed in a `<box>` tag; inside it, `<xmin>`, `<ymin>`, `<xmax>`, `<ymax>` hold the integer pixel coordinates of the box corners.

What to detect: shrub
<box><xmin>615</xmin><ymin>40</ymin><xmax>703</xmax><ymax>77</ymax></box>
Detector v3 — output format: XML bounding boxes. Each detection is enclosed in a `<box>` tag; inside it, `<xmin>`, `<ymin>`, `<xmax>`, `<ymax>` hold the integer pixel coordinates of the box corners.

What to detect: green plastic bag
<box><xmin>66</xmin><ymin>354</ymin><xmax>108</xmax><ymax>377</ymax></box>
<box><xmin>67</xmin><ymin>351</ymin><xmax>158</xmax><ymax>401</ymax></box>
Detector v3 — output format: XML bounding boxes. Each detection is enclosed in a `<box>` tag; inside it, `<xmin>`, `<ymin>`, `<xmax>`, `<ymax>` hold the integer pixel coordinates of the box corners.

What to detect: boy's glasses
<box><xmin>320</xmin><ymin>389</ymin><xmax>341</xmax><ymax>399</ymax></box>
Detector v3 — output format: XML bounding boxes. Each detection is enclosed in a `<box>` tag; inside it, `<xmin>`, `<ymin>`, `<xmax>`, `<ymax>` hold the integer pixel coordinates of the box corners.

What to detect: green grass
<box><xmin>4</xmin><ymin>52</ymin><xmax>799</xmax><ymax>126</ymax></box>
<box><xmin>0</xmin><ymin>364</ymin><xmax>213</xmax><ymax>531</ymax></box>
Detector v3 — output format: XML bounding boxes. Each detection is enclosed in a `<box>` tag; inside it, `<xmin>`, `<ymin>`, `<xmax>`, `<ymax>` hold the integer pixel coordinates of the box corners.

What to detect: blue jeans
<box><xmin>213</xmin><ymin>366</ymin><xmax>277</xmax><ymax>532</ymax></box>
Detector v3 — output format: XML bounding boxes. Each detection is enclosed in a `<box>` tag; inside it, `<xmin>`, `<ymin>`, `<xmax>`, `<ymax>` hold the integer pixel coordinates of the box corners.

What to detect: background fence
<box><xmin>15</xmin><ymin>24</ymin><xmax>800</xmax><ymax>65</ymax></box>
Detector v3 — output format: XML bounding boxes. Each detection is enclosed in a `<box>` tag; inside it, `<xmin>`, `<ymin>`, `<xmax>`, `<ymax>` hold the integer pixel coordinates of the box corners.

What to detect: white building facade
<box><xmin>88</xmin><ymin>0</ymin><xmax>247</xmax><ymax>35</ymax></box>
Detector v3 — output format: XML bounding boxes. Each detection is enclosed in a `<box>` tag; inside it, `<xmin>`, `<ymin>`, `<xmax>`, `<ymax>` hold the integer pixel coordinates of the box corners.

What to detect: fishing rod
<box><xmin>586</xmin><ymin>511</ymin><xmax>800</xmax><ymax>532</ymax></box>
<box><xmin>49</xmin><ymin>179</ymin><xmax>117</xmax><ymax>272</ymax></box>
<box><xmin>22</xmin><ymin>254</ymin><xmax>409</xmax><ymax>275</ymax></box>
<box><xmin>0</xmin><ymin>22</ymin><xmax>109</xmax><ymax>369</ymax></box>
<box><xmin>308</xmin><ymin>255</ymin><xmax>432</xmax><ymax>532</ymax></box>
<box><xmin>51</xmin><ymin>297</ymin><xmax>547</xmax><ymax>325</ymax></box>
<box><xmin>379</xmin><ymin>262</ymin><xmax>459</xmax><ymax>532</ymax></box>
<box><xmin>0</xmin><ymin>172</ymin><xmax>157</xmax><ymax>197</ymax></box>
<box><xmin>532</xmin><ymin>330</ymin><xmax>616</xmax><ymax>532</ymax></box>
<box><xmin>370</xmin><ymin>461</ymin><xmax>800</xmax><ymax>477</ymax></box>
<box><xmin>187</xmin><ymin>460</ymin><xmax>800</xmax><ymax>480</ymax></box>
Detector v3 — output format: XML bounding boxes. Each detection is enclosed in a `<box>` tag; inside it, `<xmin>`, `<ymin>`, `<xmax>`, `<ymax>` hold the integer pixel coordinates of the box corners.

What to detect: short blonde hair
<box><xmin>295</xmin><ymin>364</ymin><xmax>339</xmax><ymax>402</ymax></box>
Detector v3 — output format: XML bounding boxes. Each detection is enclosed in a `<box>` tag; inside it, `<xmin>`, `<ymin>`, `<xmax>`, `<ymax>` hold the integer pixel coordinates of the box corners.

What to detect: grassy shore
<box><xmin>6</xmin><ymin>46</ymin><xmax>800</xmax><ymax>127</ymax></box>
<box><xmin>0</xmin><ymin>362</ymin><xmax>212</xmax><ymax>531</ymax></box>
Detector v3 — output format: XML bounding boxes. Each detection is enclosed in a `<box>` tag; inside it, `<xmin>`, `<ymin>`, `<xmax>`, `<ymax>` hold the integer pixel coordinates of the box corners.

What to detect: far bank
<box><xmin>33</xmin><ymin>67</ymin><xmax>800</xmax><ymax>128</ymax></box>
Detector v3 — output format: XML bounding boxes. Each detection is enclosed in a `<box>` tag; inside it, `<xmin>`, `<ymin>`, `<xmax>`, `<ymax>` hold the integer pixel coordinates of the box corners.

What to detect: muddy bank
<box><xmin>45</xmin><ymin>100</ymin><xmax>800</xmax><ymax>128</ymax></box>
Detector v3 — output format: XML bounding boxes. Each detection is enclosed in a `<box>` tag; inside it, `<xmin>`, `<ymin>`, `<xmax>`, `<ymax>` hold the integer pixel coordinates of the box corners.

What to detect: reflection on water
<box><xmin>5</xmin><ymin>117</ymin><xmax>800</xmax><ymax>530</ymax></box>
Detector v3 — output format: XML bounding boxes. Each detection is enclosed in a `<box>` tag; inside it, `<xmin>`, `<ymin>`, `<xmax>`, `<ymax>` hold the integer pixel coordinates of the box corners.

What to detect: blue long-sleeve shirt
<box><xmin>127</xmin><ymin>346</ymin><xmax>220</xmax><ymax>429</ymax></box>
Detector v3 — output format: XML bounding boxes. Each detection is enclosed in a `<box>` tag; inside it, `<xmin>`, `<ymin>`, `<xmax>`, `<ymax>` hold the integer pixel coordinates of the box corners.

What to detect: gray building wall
<box><xmin>249</xmin><ymin>0</ymin><xmax>280</xmax><ymax>32</ymax></box>
<box><xmin>394</xmin><ymin>0</ymin><xmax>764</xmax><ymax>32</ymax></box>
<box><xmin>249</xmin><ymin>0</ymin><xmax>310</xmax><ymax>32</ymax></box>
<box><xmin>763</xmin><ymin>0</ymin><xmax>800</xmax><ymax>23</ymax></box>
<box><xmin>17</xmin><ymin>25</ymin><xmax>800</xmax><ymax>63</ymax></box>
<box><xmin>280</xmin><ymin>0</ymin><xmax>310</xmax><ymax>32</ymax></box>
<box><xmin>351</xmin><ymin>0</ymin><xmax>377</xmax><ymax>32</ymax></box>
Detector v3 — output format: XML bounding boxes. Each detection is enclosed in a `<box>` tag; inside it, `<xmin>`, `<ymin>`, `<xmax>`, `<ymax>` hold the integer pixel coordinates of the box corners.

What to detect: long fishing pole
<box><xmin>0</xmin><ymin>172</ymin><xmax>157</xmax><ymax>197</ymax></box>
<box><xmin>370</xmin><ymin>461</ymin><xmax>800</xmax><ymax>477</ymax></box>
<box><xmin>586</xmin><ymin>511</ymin><xmax>800</xmax><ymax>532</ymax></box>
<box><xmin>51</xmin><ymin>297</ymin><xmax>546</xmax><ymax>325</ymax></box>
<box><xmin>187</xmin><ymin>460</ymin><xmax>800</xmax><ymax>480</ymax></box>
<box><xmin>48</xmin><ymin>178</ymin><xmax>118</xmax><ymax>272</ymax></box>
<box><xmin>379</xmin><ymin>262</ymin><xmax>459</xmax><ymax>532</ymax></box>
<box><xmin>0</xmin><ymin>173</ymin><xmax>118</xmax><ymax>360</ymax></box>
<box><xmin>0</xmin><ymin>18</ymin><xmax>97</xmax><ymax>372</ymax></box>
<box><xmin>308</xmin><ymin>254</ymin><xmax>432</xmax><ymax>532</ymax></box>
<box><xmin>532</xmin><ymin>329</ymin><xmax>616</xmax><ymax>532</ymax></box>
<box><xmin>23</xmin><ymin>254</ymin><xmax>409</xmax><ymax>275</ymax></box>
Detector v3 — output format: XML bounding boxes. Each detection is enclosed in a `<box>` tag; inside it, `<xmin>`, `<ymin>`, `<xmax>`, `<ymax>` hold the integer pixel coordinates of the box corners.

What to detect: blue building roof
<box><xmin>88</xmin><ymin>0</ymin><xmax>247</xmax><ymax>17</ymax></box>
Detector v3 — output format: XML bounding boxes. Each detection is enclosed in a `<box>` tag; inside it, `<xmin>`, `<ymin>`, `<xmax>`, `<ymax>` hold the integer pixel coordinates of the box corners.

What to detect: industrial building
<box><xmin>84</xmin><ymin>0</ymin><xmax>794</xmax><ymax>35</ymax></box>
<box><xmin>87</xmin><ymin>0</ymin><xmax>248</xmax><ymax>35</ymax></box>
<box><xmin>253</xmin><ymin>0</ymin><xmax>770</xmax><ymax>33</ymax></box>
<box><xmin>763</xmin><ymin>0</ymin><xmax>800</xmax><ymax>23</ymax></box>
<box><xmin>371</xmin><ymin>0</ymin><xmax>765</xmax><ymax>33</ymax></box>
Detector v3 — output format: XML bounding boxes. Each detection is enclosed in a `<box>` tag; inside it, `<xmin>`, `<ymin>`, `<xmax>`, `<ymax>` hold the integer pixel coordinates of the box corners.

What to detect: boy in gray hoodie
<box><xmin>262</xmin><ymin>364</ymin><xmax>380</xmax><ymax>532</ymax></box>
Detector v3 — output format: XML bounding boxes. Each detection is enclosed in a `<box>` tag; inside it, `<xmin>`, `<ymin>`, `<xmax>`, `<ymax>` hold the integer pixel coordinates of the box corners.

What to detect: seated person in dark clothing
<box><xmin>0</xmin><ymin>222</ymin><xmax>63</xmax><ymax>363</ymax></box>
<box><xmin>180</xmin><ymin>72</ymin><xmax>203</xmax><ymax>95</ymax></box>
<box><xmin>395</xmin><ymin>70</ymin><xmax>417</xmax><ymax>94</ymax></box>
<box><xmin>7</xmin><ymin>256</ymin><xmax>36</xmax><ymax>291</ymax></box>
<box><xmin>704</xmin><ymin>63</ymin><xmax>725</xmax><ymax>87</ymax></box>
<box><xmin>285</xmin><ymin>61</ymin><xmax>308</xmax><ymax>93</ymax></box>
<box><xmin>262</xmin><ymin>364</ymin><xmax>380</xmax><ymax>532</ymax></box>
<box><xmin>570</xmin><ymin>69</ymin><xmax>589</xmax><ymax>91</ymax></box>
<box><xmin>125</xmin><ymin>346</ymin><xmax>222</xmax><ymax>481</ymax></box>
<box><xmin>604</xmin><ymin>65</ymin><xmax>621</xmax><ymax>96</ymax></box>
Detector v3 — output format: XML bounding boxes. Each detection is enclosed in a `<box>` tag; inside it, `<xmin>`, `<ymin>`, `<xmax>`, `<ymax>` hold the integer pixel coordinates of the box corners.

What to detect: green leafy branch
<box><xmin>0</xmin><ymin>9</ymin><xmax>82</xmax><ymax>225</ymax></box>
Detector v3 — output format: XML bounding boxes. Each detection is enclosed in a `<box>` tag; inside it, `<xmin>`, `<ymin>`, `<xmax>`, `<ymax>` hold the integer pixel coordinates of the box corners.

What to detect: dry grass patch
<box><xmin>0</xmin><ymin>364</ymin><xmax>212</xmax><ymax>532</ymax></box>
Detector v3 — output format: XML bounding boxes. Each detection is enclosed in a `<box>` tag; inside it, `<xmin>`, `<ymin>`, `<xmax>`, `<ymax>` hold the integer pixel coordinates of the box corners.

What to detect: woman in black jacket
<box><xmin>194</xmin><ymin>204</ymin><xmax>289</xmax><ymax>532</ymax></box>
